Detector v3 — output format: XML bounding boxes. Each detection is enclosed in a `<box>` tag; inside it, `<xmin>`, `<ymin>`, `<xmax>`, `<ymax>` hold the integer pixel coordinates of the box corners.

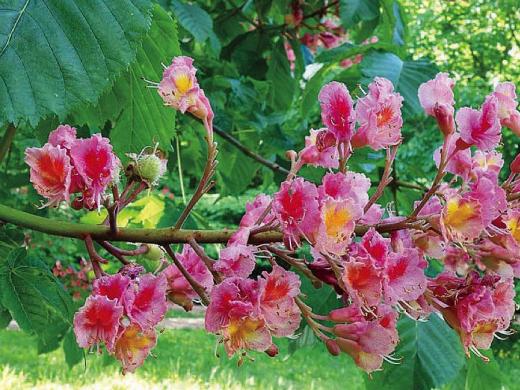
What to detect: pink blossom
<box><xmin>359</xmin><ymin>204</ymin><xmax>384</xmax><ymax>224</ymax></box>
<box><xmin>476</xmin><ymin>233</ymin><xmax>520</xmax><ymax>278</ymax></box>
<box><xmin>214</xmin><ymin>244</ymin><xmax>256</xmax><ymax>278</ymax></box>
<box><xmin>471</xmin><ymin>150</ymin><xmax>503</xmax><ymax>181</ymax></box>
<box><xmin>158</xmin><ymin>56</ymin><xmax>214</xmax><ymax>137</ymax></box>
<box><xmin>318</xmin><ymin>172</ymin><xmax>371</xmax><ymax>210</ymax></box>
<box><xmin>343</xmin><ymin>255</ymin><xmax>383</xmax><ymax>307</ymax></box>
<box><xmin>205</xmin><ymin>278</ymin><xmax>271</xmax><ymax>356</ymax></box>
<box><xmin>259</xmin><ymin>266</ymin><xmax>301</xmax><ymax>336</ymax></box>
<box><xmin>298</xmin><ymin>128</ymin><xmax>339</xmax><ymax>168</ymax></box>
<box><xmin>456</xmin><ymin>96</ymin><xmax>502</xmax><ymax>150</ymax></box>
<box><xmin>92</xmin><ymin>273</ymin><xmax>133</xmax><ymax>305</ymax></box>
<box><xmin>315</xmin><ymin>198</ymin><xmax>362</xmax><ymax>256</ymax></box>
<box><xmin>383</xmin><ymin>248</ymin><xmax>427</xmax><ymax>304</ymax></box>
<box><xmin>442</xmin><ymin>193</ymin><xmax>484</xmax><ymax>241</ymax></box>
<box><xmin>332</xmin><ymin>304</ymin><xmax>399</xmax><ymax>373</ymax></box>
<box><xmin>468</xmin><ymin>176</ymin><xmax>507</xmax><ymax>227</ymax></box>
<box><xmin>273</xmin><ymin>178</ymin><xmax>320</xmax><ymax>249</ymax></box>
<box><xmin>48</xmin><ymin>125</ymin><xmax>77</xmax><ymax>149</ymax></box>
<box><xmin>73</xmin><ymin>295</ymin><xmax>123</xmax><ymax>352</ymax></box>
<box><xmin>70</xmin><ymin>134</ymin><xmax>120</xmax><ymax>210</ymax></box>
<box><xmin>491</xmin><ymin>82</ymin><xmax>520</xmax><ymax>133</ymax></box>
<box><xmin>239</xmin><ymin>194</ymin><xmax>274</xmax><ymax>228</ymax></box>
<box><xmin>352</xmin><ymin>228</ymin><xmax>390</xmax><ymax>268</ymax></box>
<box><xmin>318</xmin><ymin>82</ymin><xmax>355</xmax><ymax>142</ymax></box>
<box><xmin>114</xmin><ymin>323</ymin><xmax>157</xmax><ymax>374</ymax></box>
<box><xmin>352</xmin><ymin>77</ymin><xmax>403</xmax><ymax>150</ymax></box>
<box><xmin>434</xmin><ymin>135</ymin><xmax>472</xmax><ymax>181</ymax></box>
<box><xmin>418</xmin><ymin>73</ymin><xmax>456</xmax><ymax>135</ymax></box>
<box><xmin>25</xmin><ymin>144</ymin><xmax>72</xmax><ymax>207</ymax></box>
<box><xmin>162</xmin><ymin>245</ymin><xmax>213</xmax><ymax>311</ymax></box>
<box><xmin>128</xmin><ymin>274</ymin><xmax>168</xmax><ymax>331</ymax></box>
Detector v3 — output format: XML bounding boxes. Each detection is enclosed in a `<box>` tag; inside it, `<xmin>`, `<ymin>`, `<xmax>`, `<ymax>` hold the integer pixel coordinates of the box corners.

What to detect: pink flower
<box><xmin>383</xmin><ymin>248</ymin><xmax>427</xmax><ymax>304</ymax></box>
<box><xmin>343</xmin><ymin>256</ymin><xmax>383</xmax><ymax>307</ymax></box>
<box><xmin>418</xmin><ymin>73</ymin><xmax>456</xmax><ymax>135</ymax></box>
<box><xmin>163</xmin><ymin>245</ymin><xmax>213</xmax><ymax>311</ymax></box>
<box><xmin>442</xmin><ymin>193</ymin><xmax>484</xmax><ymax>241</ymax></box>
<box><xmin>456</xmin><ymin>96</ymin><xmax>502</xmax><ymax>150</ymax></box>
<box><xmin>273</xmin><ymin>178</ymin><xmax>320</xmax><ymax>249</ymax></box>
<box><xmin>70</xmin><ymin>134</ymin><xmax>120</xmax><ymax>210</ymax></box>
<box><xmin>48</xmin><ymin>125</ymin><xmax>77</xmax><ymax>149</ymax></box>
<box><xmin>239</xmin><ymin>194</ymin><xmax>274</xmax><ymax>228</ymax></box>
<box><xmin>352</xmin><ymin>77</ymin><xmax>403</xmax><ymax>150</ymax></box>
<box><xmin>318</xmin><ymin>172</ymin><xmax>371</xmax><ymax>210</ymax></box>
<box><xmin>73</xmin><ymin>295</ymin><xmax>123</xmax><ymax>352</ymax></box>
<box><xmin>25</xmin><ymin>144</ymin><xmax>72</xmax><ymax>207</ymax></box>
<box><xmin>318</xmin><ymin>82</ymin><xmax>355</xmax><ymax>142</ymax></box>
<box><xmin>298</xmin><ymin>128</ymin><xmax>339</xmax><ymax>168</ymax></box>
<box><xmin>258</xmin><ymin>266</ymin><xmax>301</xmax><ymax>337</ymax></box>
<box><xmin>430</xmin><ymin>272</ymin><xmax>515</xmax><ymax>354</ymax></box>
<box><xmin>315</xmin><ymin>198</ymin><xmax>362</xmax><ymax>256</ymax></box>
<box><xmin>114</xmin><ymin>323</ymin><xmax>157</xmax><ymax>374</ymax></box>
<box><xmin>352</xmin><ymin>228</ymin><xmax>390</xmax><ymax>268</ymax></box>
<box><xmin>359</xmin><ymin>204</ymin><xmax>384</xmax><ymax>225</ymax></box>
<box><xmin>205</xmin><ymin>278</ymin><xmax>272</xmax><ymax>356</ymax></box>
<box><xmin>434</xmin><ymin>135</ymin><xmax>472</xmax><ymax>181</ymax></box>
<box><xmin>468</xmin><ymin>176</ymin><xmax>507</xmax><ymax>227</ymax></box>
<box><xmin>491</xmin><ymin>82</ymin><xmax>520</xmax><ymax>133</ymax></box>
<box><xmin>128</xmin><ymin>274</ymin><xmax>168</xmax><ymax>331</ymax></box>
<box><xmin>331</xmin><ymin>304</ymin><xmax>399</xmax><ymax>373</ymax></box>
<box><xmin>92</xmin><ymin>273</ymin><xmax>133</xmax><ymax>305</ymax></box>
<box><xmin>158</xmin><ymin>56</ymin><xmax>214</xmax><ymax>138</ymax></box>
<box><xmin>471</xmin><ymin>150</ymin><xmax>503</xmax><ymax>181</ymax></box>
<box><xmin>214</xmin><ymin>244</ymin><xmax>256</xmax><ymax>278</ymax></box>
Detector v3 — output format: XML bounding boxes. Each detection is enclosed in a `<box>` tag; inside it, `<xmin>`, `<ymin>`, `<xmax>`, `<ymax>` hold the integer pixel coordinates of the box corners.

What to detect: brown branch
<box><xmin>265</xmin><ymin>245</ymin><xmax>322</xmax><ymax>288</ymax></box>
<box><xmin>213</xmin><ymin>126</ymin><xmax>290</xmax><ymax>176</ymax></box>
<box><xmin>187</xmin><ymin>238</ymin><xmax>223</xmax><ymax>283</ymax></box>
<box><xmin>0</xmin><ymin>124</ymin><xmax>16</xmax><ymax>165</ymax></box>
<box><xmin>164</xmin><ymin>245</ymin><xmax>210</xmax><ymax>305</ymax></box>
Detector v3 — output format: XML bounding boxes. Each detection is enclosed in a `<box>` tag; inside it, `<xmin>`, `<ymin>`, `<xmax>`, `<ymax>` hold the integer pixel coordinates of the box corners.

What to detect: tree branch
<box><xmin>213</xmin><ymin>126</ymin><xmax>290</xmax><ymax>176</ymax></box>
<box><xmin>0</xmin><ymin>124</ymin><xmax>16</xmax><ymax>165</ymax></box>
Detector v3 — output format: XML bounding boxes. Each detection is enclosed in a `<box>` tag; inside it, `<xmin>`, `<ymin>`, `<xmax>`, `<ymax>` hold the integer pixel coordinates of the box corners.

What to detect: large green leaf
<box><xmin>266</xmin><ymin>40</ymin><xmax>295</xmax><ymax>111</ymax></box>
<box><xmin>0</xmin><ymin>248</ymin><xmax>74</xmax><ymax>353</ymax></box>
<box><xmin>72</xmin><ymin>6</ymin><xmax>180</xmax><ymax>156</ymax></box>
<box><xmin>340</xmin><ymin>0</ymin><xmax>380</xmax><ymax>26</ymax></box>
<box><xmin>366</xmin><ymin>315</ymin><xmax>465</xmax><ymax>390</ymax></box>
<box><xmin>361</xmin><ymin>51</ymin><xmax>438</xmax><ymax>115</ymax></box>
<box><xmin>63</xmin><ymin>328</ymin><xmax>84</xmax><ymax>368</ymax></box>
<box><xmin>170</xmin><ymin>0</ymin><xmax>217</xmax><ymax>45</ymax></box>
<box><xmin>0</xmin><ymin>0</ymin><xmax>153</xmax><ymax>127</ymax></box>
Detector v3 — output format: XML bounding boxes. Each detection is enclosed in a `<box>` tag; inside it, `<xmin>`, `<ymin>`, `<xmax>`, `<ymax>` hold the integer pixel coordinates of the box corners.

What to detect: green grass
<box><xmin>0</xmin><ymin>328</ymin><xmax>364</xmax><ymax>389</ymax></box>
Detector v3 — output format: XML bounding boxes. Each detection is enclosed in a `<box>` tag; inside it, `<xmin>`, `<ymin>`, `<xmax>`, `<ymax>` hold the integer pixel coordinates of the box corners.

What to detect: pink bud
<box><xmin>433</xmin><ymin>104</ymin><xmax>455</xmax><ymax>136</ymax></box>
<box><xmin>265</xmin><ymin>343</ymin><xmax>279</xmax><ymax>357</ymax></box>
<box><xmin>510</xmin><ymin>154</ymin><xmax>520</xmax><ymax>173</ymax></box>
<box><xmin>325</xmin><ymin>339</ymin><xmax>341</xmax><ymax>356</ymax></box>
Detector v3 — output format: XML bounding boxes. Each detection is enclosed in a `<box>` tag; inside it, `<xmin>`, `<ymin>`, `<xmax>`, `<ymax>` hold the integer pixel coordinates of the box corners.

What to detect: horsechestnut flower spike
<box><xmin>21</xmin><ymin>73</ymin><xmax>520</xmax><ymax>375</ymax></box>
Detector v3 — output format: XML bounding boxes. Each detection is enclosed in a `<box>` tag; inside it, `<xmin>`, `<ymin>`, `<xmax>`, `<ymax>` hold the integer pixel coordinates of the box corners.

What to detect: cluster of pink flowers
<box><xmin>73</xmin><ymin>267</ymin><xmax>167</xmax><ymax>373</ymax></box>
<box><xmin>158</xmin><ymin>56</ymin><xmax>214</xmax><ymax>139</ymax></box>
<box><xmin>25</xmin><ymin>125</ymin><xmax>120</xmax><ymax>210</ymax></box>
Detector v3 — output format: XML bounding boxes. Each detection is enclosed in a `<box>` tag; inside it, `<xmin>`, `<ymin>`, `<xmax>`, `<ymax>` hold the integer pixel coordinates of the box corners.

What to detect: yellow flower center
<box><xmin>324</xmin><ymin>204</ymin><xmax>350</xmax><ymax>240</ymax></box>
<box><xmin>444</xmin><ymin>198</ymin><xmax>476</xmax><ymax>229</ymax></box>
<box><xmin>506</xmin><ymin>217</ymin><xmax>520</xmax><ymax>242</ymax></box>
<box><xmin>175</xmin><ymin>73</ymin><xmax>192</xmax><ymax>94</ymax></box>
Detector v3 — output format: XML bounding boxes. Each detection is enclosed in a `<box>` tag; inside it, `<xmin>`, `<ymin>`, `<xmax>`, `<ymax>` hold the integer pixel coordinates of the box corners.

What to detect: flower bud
<box><xmin>136</xmin><ymin>154</ymin><xmax>167</xmax><ymax>186</ymax></box>
<box><xmin>325</xmin><ymin>339</ymin><xmax>341</xmax><ymax>356</ymax></box>
<box><xmin>433</xmin><ymin>104</ymin><xmax>455</xmax><ymax>137</ymax></box>
<box><xmin>141</xmin><ymin>244</ymin><xmax>164</xmax><ymax>262</ymax></box>
<box><xmin>264</xmin><ymin>343</ymin><xmax>279</xmax><ymax>357</ymax></box>
<box><xmin>510</xmin><ymin>154</ymin><xmax>520</xmax><ymax>174</ymax></box>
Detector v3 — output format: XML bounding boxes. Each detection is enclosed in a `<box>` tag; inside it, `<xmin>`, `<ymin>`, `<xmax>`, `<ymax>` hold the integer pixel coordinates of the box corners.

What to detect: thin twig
<box><xmin>84</xmin><ymin>235</ymin><xmax>107</xmax><ymax>278</ymax></box>
<box><xmin>214</xmin><ymin>126</ymin><xmax>290</xmax><ymax>176</ymax></box>
<box><xmin>265</xmin><ymin>245</ymin><xmax>322</xmax><ymax>288</ymax></box>
<box><xmin>164</xmin><ymin>245</ymin><xmax>210</xmax><ymax>305</ymax></box>
<box><xmin>187</xmin><ymin>238</ymin><xmax>223</xmax><ymax>283</ymax></box>
<box><xmin>364</xmin><ymin>145</ymin><xmax>399</xmax><ymax>213</ymax></box>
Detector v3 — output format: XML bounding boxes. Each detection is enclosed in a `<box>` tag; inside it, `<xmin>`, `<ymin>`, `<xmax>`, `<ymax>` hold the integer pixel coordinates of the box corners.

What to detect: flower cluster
<box><xmin>25</xmin><ymin>125</ymin><xmax>120</xmax><ymax>210</ymax></box>
<box><xmin>73</xmin><ymin>268</ymin><xmax>167</xmax><ymax>373</ymax></box>
<box><xmin>52</xmin><ymin>259</ymin><xmax>91</xmax><ymax>300</ymax></box>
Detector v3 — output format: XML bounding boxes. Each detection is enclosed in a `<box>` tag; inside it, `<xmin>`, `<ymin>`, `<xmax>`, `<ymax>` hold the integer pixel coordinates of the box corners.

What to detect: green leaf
<box><xmin>366</xmin><ymin>315</ymin><xmax>465</xmax><ymax>390</ymax></box>
<box><xmin>464</xmin><ymin>351</ymin><xmax>502</xmax><ymax>390</ymax></box>
<box><xmin>63</xmin><ymin>328</ymin><xmax>84</xmax><ymax>368</ymax></box>
<box><xmin>361</xmin><ymin>51</ymin><xmax>438</xmax><ymax>115</ymax></box>
<box><xmin>266</xmin><ymin>40</ymin><xmax>296</xmax><ymax>110</ymax></box>
<box><xmin>170</xmin><ymin>0</ymin><xmax>214</xmax><ymax>42</ymax></box>
<box><xmin>340</xmin><ymin>0</ymin><xmax>380</xmax><ymax>26</ymax></box>
<box><xmin>0</xmin><ymin>248</ymin><xmax>74</xmax><ymax>352</ymax></box>
<box><xmin>0</xmin><ymin>0</ymin><xmax>153</xmax><ymax>127</ymax></box>
<box><xmin>105</xmin><ymin>6</ymin><xmax>180</xmax><ymax>156</ymax></box>
<box><xmin>380</xmin><ymin>0</ymin><xmax>406</xmax><ymax>46</ymax></box>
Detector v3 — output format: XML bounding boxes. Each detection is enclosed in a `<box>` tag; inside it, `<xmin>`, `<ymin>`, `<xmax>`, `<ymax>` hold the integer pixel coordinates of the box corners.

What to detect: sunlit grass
<box><xmin>0</xmin><ymin>328</ymin><xmax>363</xmax><ymax>389</ymax></box>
